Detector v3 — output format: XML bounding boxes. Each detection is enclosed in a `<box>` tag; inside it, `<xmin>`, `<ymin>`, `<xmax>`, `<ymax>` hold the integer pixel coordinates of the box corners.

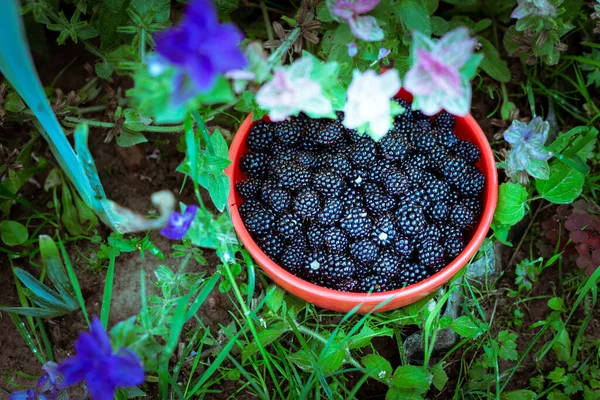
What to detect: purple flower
<box><xmin>347</xmin><ymin>42</ymin><xmax>358</xmax><ymax>57</ymax></box>
<box><xmin>328</xmin><ymin>0</ymin><xmax>384</xmax><ymax>41</ymax></box>
<box><xmin>404</xmin><ymin>27</ymin><xmax>480</xmax><ymax>116</ymax></box>
<box><xmin>160</xmin><ymin>205</ymin><xmax>198</xmax><ymax>240</ymax></box>
<box><xmin>377</xmin><ymin>47</ymin><xmax>390</xmax><ymax>60</ymax></box>
<box><xmin>511</xmin><ymin>0</ymin><xmax>557</xmax><ymax>19</ymax></box>
<box><xmin>504</xmin><ymin>117</ymin><xmax>553</xmax><ymax>179</ymax></box>
<box><xmin>8</xmin><ymin>389</ymin><xmax>37</xmax><ymax>400</ymax></box>
<box><xmin>155</xmin><ymin>0</ymin><xmax>246</xmax><ymax>101</ymax></box>
<box><xmin>9</xmin><ymin>362</ymin><xmax>65</xmax><ymax>400</ymax></box>
<box><xmin>57</xmin><ymin>317</ymin><xmax>145</xmax><ymax>400</ymax></box>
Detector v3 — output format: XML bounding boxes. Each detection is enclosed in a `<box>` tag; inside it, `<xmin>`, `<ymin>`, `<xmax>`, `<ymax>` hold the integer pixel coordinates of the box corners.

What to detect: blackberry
<box><xmin>366</xmin><ymin>192</ymin><xmax>397</xmax><ymax>216</ymax></box>
<box><xmin>262</xmin><ymin>185</ymin><xmax>291</xmax><ymax>214</ymax></box>
<box><xmin>395</xmin><ymin>98</ymin><xmax>412</xmax><ymax>113</ymax></box>
<box><xmin>402</xmin><ymin>164</ymin><xmax>424</xmax><ymax>186</ymax></box>
<box><xmin>273</xmin><ymin>118</ymin><xmax>304</xmax><ymax>146</ymax></box>
<box><xmin>415</xmin><ymin>224</ymin><xmax>442</xmax><ymax>244</ymax></box>
<box><xmin>307</xmin><ymin>224</ymin><xmax>326</xmax><ymax>250</ymax></box>
<box><xmin>371</xmin><ymin>215</ymin><xmax>398</xmax><ymax>247</ymax></box>
<box><xmin>313</xmin><ymin>172</ymin><xmax>345</xmax><ymax>197</ymax></box>
<box><xmin>293</xmin><ymin>189</ymin><xmax>320</xmax><ymax>219</ymax></box>
<box><xmin>247</xmin><ymin>121</ymin><xmax>275</xmax><ymax>152</ymax></box>
<box><xmin>294</xmin><ymin>151</ymin><xmax>318</xmax><ymax>169</ymax></box>
<box><xmin>346</xmin><ymin>128</ymin><xmax>366</xmax><ymax>143</ymax></box>
<box><xmin>318</xmin><ymin>197</ymin><xmax>344</xmax><ymax>226</ymax></box>
<box><xmin>302</xmin><ymin>250</ymin><xmax>330</xmax><ymax>279</ymax></box>
<box><xmin>463</xmin><ymin>196</ymin><xmax>483</xmax><ymax>219</ymax></box>
<box><xmin>314</xmin><ymin>120</ymin><xmax>344</xmax><ymax>145</ymax></box>
<box><xmin>429</xmin><ymin>145</ymin><xmax>451</xmax><ymax>171</ymax></box>
<box><xmin>373</xmin><ymin>250</ymin><xmax>401</xmax><ymax>275</ymax></box>
<box><xmin>393</xmin><ymin>115</ymin><xmax>413</xmax><ymax>136</ymax></box>
<box><xmin>398</xmin><ymin>263</ymin><xmax>429</xmax><ymax>286</ymax></box>
<box><xmin>323</xmin><ymin>253</ymin><xmax>355</xmax><ymax>280</ymax></box>
<box><xmin>434</xmin><ymin>128</ymin><xmax>459</xmax><ymax>149</ymax></box>
<box><xmin>275</xmin><ymin>213</ymin><xmax>302</xmax><ymax>240</ymax></box>
<box><xmin>443</xmin><ymin>234</ymin><xmax>464</xmax><ymax>259</ymax></box>
<box><xmin>426</xmin><ymin>201</ymin><xmax>450</xmax><ymax>223</ymax></box>
<box><xmin>369</xmin><ymin>161</ymin><xmax>394</xmax><ymax>183</ymax></box>
<box><xmin>323</xmin><ymin>154</ymin><xmax>352</xmax><ymax>177</ymax></box>
<box><xmin>258</xmin><ymin>233</ymin><xmax>285</xmax><ymax>260</ymax></box>
<box><xmin>349</xmin><ymin>139</ymin><xmax>377</xmax><ymax>167</ymax></box>
<box><xmin>438</xmin><ymin>224</ymin><xmax>462</xmax><ymax>239</ymax></box>
<box><xmin>412</xmin><ymin>110</ymin><xmax>430</xmax><ymax>122</ymax></box>
<box><xmin>342</xmin><ymin>188</ymin><xmax>365</xmax><ymax>210</ymax></box>
<box><xmin>404</xmin><ymin>153</ymin><xmax>430</xmax><ymax>171</ymax></box>
<box><xmin>417</xmin><ymin>239</ymin><xmax>446</xmax><ymax>269</ymax></box>
<box><xmin>448</xmin><ymin>189</ymin><xmax>461</xmax><ymax>205</ymax></box>
<box><xmin>403</xmin><ymin>188</ymin><xmax>431</xmax><ymax>208</ymax></box>
<box><xmin>384</xmin><ymin>168</ymin><xmax>410</xmax><ymax>196</ymax></box>
<box><xmin>290</xmin><ymin>232</ymin><xmax>309</xmax><ymax>252</ymax></box>
<box><xmin>275</xmin><ymin>162</ymin><xmax>311</xmax><ymax>191</ymax></box>
<box><xmin>357</xmin><ymin>274</ymin><xmax>390</xmax><ymax>292</ymax></box>
<box><xmin>340</xmin><ymin>208</ymin><xmax>372</xmax><ymax>239</ymax></box>
<box><xmin>393</xmin><ymin>235</ymin><xmax>414</xmax><ymax>257</ymax></box>
<box><xmin>348</xmin><ymin>168</ymin><xmax>370</xmax><ymax>189</ymax></box>
<box><xmin>280</xmin><ymin>246</ymin><xmax>307</xmax><ymax>276</ymax></box>
<box><xmin>240</xmin><ymin>152</ymin><xmax>271</xmax><ymax>178</ymax></box>
<box><xmin>396</xmin><ymin>203</ymin><xmax>426</xmax><ymax>236</ymax></box>
<box><xmin>238</xmin><ymin>200</ymin><xmax>262</xmax><ymax>219</ymax></box>
<box><xmin>244</xmin><ymin>208</ymin><xmax>276</xmax><ymax>236</ymax></box>
<box><xmin>363</xmin><ymin>183</ymin><xmax>381</xmax><ymax>195</ymax></box>
<box><xmin>440</xmin><ymin>156</ymin><xmax>469</xmax><ymax>185</ymax></box>
<box><xmin>269</xmin><ymin>149</ymin><xmax>296</xmax><ymax>170</ymax></box>
<box><xmin>455</xmin><ymin>140</ymin><xmax>481</xmax><ymax>163</ymax></box>
<box><xmin>455</xmin><ymin>166</ymin><xmax>485</xmax><ymax>197</ymax></box>
<box><xmin>433</xmin><ymin>111</ymin><xmax>455</xmax><ymax>131</ymax></box>
<box><xmin>379</xmin><ymin>133</ymin><xmax>410</xmax><ymax>162</ymax></box>
<box><xmin>449</xmin><ymin>204</ymin><xmax>475</xmax><ymax>230</ymax></box>
<box><xmin>350</xmin><ymin>240</ymin><xmax>380</xmax><ymax>265</ymax></box>
<box><xmin>336</xmin><ymin>278</ymin><xmax>359</xmax><ymax>292</ymax></box>
<box><xmin>413</xmin><ymin>129</ymin><xmax>436</xmax><ymax>152</ymax></box>
<box><xmin>421</xmin><ymin>175</ymin><xmax>451</xmax><ymax>203</ymax></box>
<box><xmin>324</xmin><ymin>227</ymin><xmax>349</xmax><ymax>253</ymax></box>
<box><xmin>236</xmin><ymin>178</ymin><xmax>261</xmax><ymax>200</ymax></box>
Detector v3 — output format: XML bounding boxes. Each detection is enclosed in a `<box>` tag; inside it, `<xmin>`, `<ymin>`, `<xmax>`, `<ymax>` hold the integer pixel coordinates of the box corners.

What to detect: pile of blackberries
<box><xmin>236</xmin><ymin>99</ymin><xmax>484</xmax><ymax>293</ymax></box>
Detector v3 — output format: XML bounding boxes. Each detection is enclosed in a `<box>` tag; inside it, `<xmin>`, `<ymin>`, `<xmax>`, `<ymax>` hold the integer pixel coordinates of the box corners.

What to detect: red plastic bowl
<box><xmin>226</xmin><ymin>90</ymin><xmax>498</xmax><ymax>313</ymax></box>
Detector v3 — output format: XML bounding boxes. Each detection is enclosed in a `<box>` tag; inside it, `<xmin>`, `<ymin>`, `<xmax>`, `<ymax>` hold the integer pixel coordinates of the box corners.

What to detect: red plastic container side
<box><xmin>226</xmin><ymin>90</ymin><xmax>498</xmax><ymax>313</ymax></box>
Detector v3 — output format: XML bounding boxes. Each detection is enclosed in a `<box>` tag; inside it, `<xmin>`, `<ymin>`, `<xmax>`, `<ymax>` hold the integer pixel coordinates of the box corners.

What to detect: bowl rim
<box><xmin>226</xmin><ymin>97</ymin><xmax>498</xmax><ymax>309</ymax></box>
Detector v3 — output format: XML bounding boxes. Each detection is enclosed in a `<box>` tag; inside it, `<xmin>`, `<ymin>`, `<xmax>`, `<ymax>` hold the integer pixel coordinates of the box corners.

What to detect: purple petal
<box><xmin>187</xmin><ymin>54</ymin><xmax>217</xmax><ymax>92</ymax></box>
<box><xmin>57</xmin><ymin>357</ymin><xmax>89</xmax><ymax>387</ymax></box>
<box><xmin>416</xmin><ymin>49</ymin><xmax>461</xmax><ymax>97</ymax></box>
<box><xmin>155</xmin><ymin>29</ymin><xmax>190</xmax><ymax>65</ymax></box>
<box><xmin>352</xmin><ymin>0</ymin><xmax>380</xmax><ymax>14</ymax></box>
<box><xmin>182</xmin><ymin>0</ymin><xmax>218</xmax><ymax>30</ymax></box>
<box><xmin>86</xmin><ymin>375</ymin><xmax>117</xmax><ymax>400</ymax></box>
<box><xmin>348</xmin><ymin>15</ymin><xmax>384</xmax><ymax>41</ymax></box>
<box><xmin>331</xmin><ymin>1</ymin><xmax>355</xmax><ymax>19</ymax></box>
<box><xmin>347</xmin><ymin>42</ymin><xmax>358</xmax><ymax>57</ymax></box>
<box><xmin>377</xmin><ymin>47</ymin><xmax>390</xmax><ymax>60</ymax></box>
<box><xmin>89</xmin><ymin>318</ymin><xmax>112</xmax><ymax>355</ymax></box>
<box><xmin>160</xmin><ymin>205</ymin><xmax>198</xmax><ymax>240</ymax></box>
<box><xmin>106</xmin><ymin>349</ymin><xmax>145</xmax><ymax>387</ymax></box>
<box><xmin>404</xmin><ymin>63</ymin><xmax>436</xmax><ymax>96</ymax></box>
<box><xmin>8</xmin><ymin>390</ymin><xmax>36</xmax><ymax>400</ymax></box>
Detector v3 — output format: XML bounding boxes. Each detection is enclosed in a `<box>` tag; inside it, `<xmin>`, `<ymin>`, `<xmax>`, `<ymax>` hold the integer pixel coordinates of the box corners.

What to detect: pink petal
<box><xmin>416</xmin><ymin>49</ymin><xmax>462</xmax><ymax>98</ymax></box>
<box><xmin>353</xmin><ymin>0</ymin><xmax>380</xmax><ymax>14</ymax></box>
<box><xmin>404</xmin><ymin>63</ymin><xmax>436</xmax><ymax>96</ymax></box>
<box><xmin>348</xmin><ymin>15</ymin><xmax>384</xmax><ymax>41</ymax></box>
<box><xmin>570</xmin><ymin>230</ymin><xmax>589</xmax><ymax>244</ymax></box>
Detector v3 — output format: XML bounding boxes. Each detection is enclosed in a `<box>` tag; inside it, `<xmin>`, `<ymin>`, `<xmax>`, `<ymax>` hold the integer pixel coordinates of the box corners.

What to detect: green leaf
<box><xmin>95</xmin><ymin>61</ymin><xmax>114</xmax><ymax>80</ymax></box>
<box><xmin>535</xmin><ymin>163</ymin><xmax>585</xmax><ymax>204</ymax></box>
<box><xmin>318</xmin><ymin>343</ymin><xmax>345</xmax><ymax>374</ymax></box>
<box><xmin>493</xmin><ymin>183</ymin><xmax>528</xmax><ymax>227</ymax></box>
<box><xmin>61</xmin><ymin>184</ymin><xmax>83</xmax><ymax>236</ymax></box>
<box><xmin>289</xmin><ymin>349</ymin><xmax>314</xmax><ymax>371</ymax></box>
<box><xmin>40</xmin><ymin>235</ymin><xmax>77</xmax><ymax>306</ymax></box>
<box><xmin>478</xmin><ymin>36</ymin><xmax>511</xmax><ymax>83</ymax></box>
<box><xmin>117</xmin><ymin>130</ymin><xmax>148</xmax><ymax>147</ymax></box>
<box><xmin>5</xmin><ymin>92</ymin><xmax>26</xmax><ymax>112</ymax></box>
<box><xmin>548</xmin><ymin>297</ymin><xmax>566</xmax><ymax>312</ymax></box>
<box><xmin>431</xmin><ymin>362</ymin><xmax>448</xmax><ymax>391</ymax></box>
<box><xmin>498</xmin><ymin>330</ymin><xmax>518</xmax><ymax>361</ymax></box>
<box><xmin>265</xmin><ymin>286</ymin><xmax>285</xmax><ymax>312</ymax></box>
<box><xmin>390</xmin><ymin>365</ymin><xmax>432</xmax><ymax>394</ymax></box>
<box><xmin>526</xmin><ymin>158</ymin><xmax>550</xmax><ymax>180</ymax></box>
<box><xmin>123</xmin><ymin>108</ymin><xmax>152</xmax><ymax>131</ymax></box>
<box><xmin>397</xmin><ymin>0</ymin><xmax>431</xmax><ymax>35</ymax></box>
<box><xmin>213</xmin><ymin>0</ymin><xmax>239</xmax><ymax>13</ymax></box>
<box><xmin>548</xmin><ymin>367</ymin><xmax>567</xmax><ymax>383</ymax></box>
<box><xmin>0</xmin><ymin>220</ymin><xmax>28</xmax><ymax>246</ymax></box>
<box><xmin>13</xmin><ymin>268</ymin><xmax>69</xmax><ymax>311</ymax></box>
<box><xmin>317</xmin><ymin>2</ymin><xmax>334</xmax><ymax>22</ymax></box>
<box><xmin>241</xmin><ymin>323</ymin><xmax>287</xmax><ymax>362</ymax></box>
<box><xmin>195</xmin><ymin>77</ymin><xmax>235</xmax><ymax>105</ymax></box>
<box><xmin>449</xmin><ymin>316</ymin><xmax>484</xmax><ymax>339</ymax></box>
<box><xmin>93</xmin><ymin>0</ymin><xmax>129</xmax><ymax>48</ymax></box>
<box><xmin>362</xmin><ymin>354</ymin><xmax>393</xmax><ymax>385</ymax></box>
<box><xmin>130</xmin><ymin>0</ymin><xmax>170</xmax><ymax>22</ymax></box>
<box><xmin>349</xmin><ymin>324</ymin><xmax>393</xmax><ymax>349</ymax></box>
<box><xmin>207</xmin><ymin>175</ymin><xmax>229</xmax><ymax>212</ymax></box>
<box><xmin>502</xmin><ymin>390</ymin><xmax>537</xmax><ymax>400</ymax></box>
<box><xmin>552</xmin><ymin>328</ymin><xmax>571</xmax><ymax>362</ymax></box>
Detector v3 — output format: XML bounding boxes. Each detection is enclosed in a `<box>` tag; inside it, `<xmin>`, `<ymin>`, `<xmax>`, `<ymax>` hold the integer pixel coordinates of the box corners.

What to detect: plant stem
<box><xmin>63</xmin><ymin>116</ymin><xmax>185</xmax><ymax>132</ymax></box>
<box><xmin>507</xmin><ymin>201</ymin><xmax>544</xmax><ymax>268</ymax></box>
<box><xmin>191</xmin><ymin>111</ymin><xmax>216</xmax><ymax>155</ymax></box>
<box><xmin>268</xmin><ymin>27</ymin><xmax>301</xmax><ymax>65</ymax></box>
<box><xmin>77</xmin><ymin>105</ymin><xmax>106</xmax><ymax>114</ymax></box>
<box><xmin>260</xmin><ymin>1</ymin><xmax>274</xmax><ymax>43</ymax></box>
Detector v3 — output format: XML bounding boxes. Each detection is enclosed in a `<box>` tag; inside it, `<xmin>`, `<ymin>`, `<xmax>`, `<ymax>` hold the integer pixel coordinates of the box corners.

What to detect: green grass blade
<box><xmin>8</xmin><ymin>313</ymin><xmax>45</xmax><ymax>364</ymax></box>
<box><xmin>58</xmin><ymin>238</ymin><xmax>90</xmax><ymax>326</ymax></box>
<box><xmin>160</xmin><ymin>291</ymin><xmax>192</xmax><ymax>364</ymax></box>
<box><xmin>100</xmin><ymin>251</ymin><xmax>116</xmax><ymax>329</ymax></box>
<box><xmin>13</xmin><ymin>268</ymin><xmax>68</xmax><ymax>309</ymax></box>
<box><xmin>39</xmin><ymin>235</ymin><xmax>77</xmax><ymax>307</ymax></box>
<box><xmin>184</xmin><ymin>273</ymin><xmax>220</xmax><ymax>320</ymax></box>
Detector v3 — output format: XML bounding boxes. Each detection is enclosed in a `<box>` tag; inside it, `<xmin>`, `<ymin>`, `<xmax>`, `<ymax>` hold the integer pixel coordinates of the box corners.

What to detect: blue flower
<box><xmin>155</xmin><ymin>0</ymin><xmax>246</xmax><ymax>101</ymax></box>
<box><xmin>9</xmin><ymin>362</ymin><xmax>64</xmax><ymax>400</ymax></box>
<box><xmin>160</xmin><ymin>205</ymin><xmax>198</xmax><ymax>240</ymax></box>
<box><xmin>8</xmin><ymin>389</ymin><xmax>38</xmax><ymax>400</ymax></box>
<box><xmin>57</xmin><ymin>317</ymin><xmax>144</xmax><ymax>400</ymax></box>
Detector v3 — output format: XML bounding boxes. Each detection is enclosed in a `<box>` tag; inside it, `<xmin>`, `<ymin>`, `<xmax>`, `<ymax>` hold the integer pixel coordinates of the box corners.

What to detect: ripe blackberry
<box><xmin>369</xmin><ymin>161</ymin><xmax>394</xmax><ymax>183</ymax></box>
<box><xmin>236</xmin><ymin>178</ymin><xmax>261</xmax><ymax>200</ymax></box>
<box><xmin>363</xmin><ymin>183</ymin><xmax>381</xmax><ymax>195</ymax></box>
<box><xmin>290</xmin><ymin>232</ymin><xmax>309</xmax><ymax>252</ymax></box>
<box><xmin>280</xmin><ymin>246</ymin><xmax>307</xmax><ymax>276</ymax></box>
<box><xmin>318</xmin><ymin>197</ymin><xmax>344</xmax><ymax>226</ymax></box>
<box><xmin>434</xmin><ymin>128</ymin><xmax>459</xmax><ymax>149</ymax></box>
<box><xmin>379</xmin><ymin>133</ymin><xmax>410</xmax><ymax>162</ymax></box>
<box><xmin>429</xmin><ymin>145</ymin><xmax>451</xmax><ymax>171</ymax></box>
<box><xmin>238</xmin><ymin>200</ymin><xmax>262</xmax><ymax>219</ymax></box>
<box><xmin>349</xmin><ymin>139</ymin><xmax>377</xmax><ymax>167</ymax></box>
<box><xmin>350</xmin><ymin>240</ymin><xmax>380</xmax><ymax>265</ymax></box>
<box><xmin>247</xmin><ymin>121</ymin><xmax>275</xmax><ymax>152</ymax></box>
<box><xmin>440</xmin><ymin>156</ymin><xmax>469</xmax><ymax>185</ymax></box>
<box><xmin>323</xmin><ymin>253</ymin><xmax>355</xmax><ymax>280</ymax></box>
<box><xmin>393</xmin><ymin>114</ymin><xmax>413</xmax><ymax>136</ymax></box>
<box><xmin>324</xmin><ymin>227</ymin><xmax>349</xmax><ymax>253</ymax></box>
<box><xmin>404</xmin><ymin>153</ymin><xmax>430</xmax><ymax>171</ymax></box>
<box><xmin>422</xmin><ymin>175</ymin><xmax>451</xmax><ymax>203</ymax></box>
<box><xmin>336</xmin><ymin>278</ymin><xmax>359</xmax><ymax>292</ymax></box>
<box><xmin>273</xmin><ymin>118</ymin><xmax>304</xmax><ymax>146</ymax></box>
<box><xmin>433</xmin><ymin>111</ymin><xmax>455</xmax><ymax>130</ymax></box>
<box><xmin>403</xmin><ymin>188</ymin><xmax>431</xmax><ymax>208</ymax></box>
<box><xmin>384</xmin><ymin>168</ymin><xmax>410</xmax><ymax>196</ymax></box>
<box><xmin>357</xmin><ymin>274</ymin><xmax>390</xmax><ymax>292</ymax></box>
<box><xmin>438</xmin><ymin>224</ymin><xmax>462</xmax><ymax>240</ymax></box>
<box><xmin>449</xmin><ymin>204</ymin><xmax>475</xmax><ymax>230</ymax></box>
<box><xmin>342</xmin><ymin>188</ymin><xmax>365</xmax><ymax>210</ymax></box>
<box><xmin>294</xmin><ymin>151</ymin><xmax>318</xmax><ymax>169</ymax></box>
<box><xmin>398</xmin><ymin>263</ymin><xmax>429</xmax><ymax>286</ymax></box>
<box><xmin>323</xmin><ymin>154</ymin><xmax>352</xmax><ymax>177</ymax></box>
<box><xmin>396</xmin><ymin>203</ymin><xmax>426</xmax><ymax>236</ymax></box>
<box><xmin>269</xmin><ymin>149</ymin><xmax>296</xmax><ymax>170</ymax></box>
<box><xmin>275</xmin><ymin>213</ymin><xmax>302</xmax><ymax>240</ymax></box>
<box><xmin>258</xmin><ymin>233</ymin><xmax>285</xmax><ymax>260</ymax></box>
<box><xmin>293</xmin><ymin>189</ymin><xmax>320</xmax><ymax>219</ymax></box>
<box><xmin>371</xmin><ymin>215</ymin><xmax>398</xmax><ymax>247</ymax></box>
<box><xmin>413</xmin><ymin>129</ymin><xmax>436</xmax><ymax>152</ymax></box>
<box><xmin>402</xmin><ymin>164</ymin><xmax>424</xmax><ymax>186</ymax></box>
<box><xmin>412</xmin><ymin>110</ymin><xmax>430</xmax><ymax>122</ymax></box>
<box><xmin>455</xmin><ymin>140</ymin><xmax>481</xmax><ymax>163</ymax></box>
<box><xmin>416</xmin><ymin>224</ymin><xmax>442</xmax><ymax>244</ymax></box>
<box><xmin>395</xmin><ymin>98</ymin><xmax>412</xmax><ymax>113</ymax></box>
<box><xmin>302</xmin><ymin>250</ymin><xmax>330</xmax><ymax>279</ymax></box>
<box><xmin>262</xmin><ymin>184</ymin><xmax>291</xmax><ymax>214</ymax></box>
<box><xmin>455</xmin><ymin>166</ymin><xmax>485</xmax><ymax>197</ymax></box>
<box><xmin>340</xmin><ymin>208</ymin><xmax>372</xmax><ymax>239</ymax></box>
<box><xmin>448</xmin><ymin>189</ymin><xmax>461</xmax><ymax>205</ymax></box>
<box><xmin>307</xmin><ymin>224</ymin><xmax>326</xmax><ymax>250</ymax></box>
<box><xmin>243</xmin><ymin>208</ymin><xmax>276</xmax><ymax>236</ymax></box>
<box><xmin>241</xmin><ymin>152</ymin><xmax>271</xmax><ymax>178</ymax></box>
<box><xmin>463</xmin><ymin>196</ymin><xmax>483</xmax><ymax>219</ymax></box>
<box><xmin>314</xmin><ymin>120</ymin><xmax>344</xmax><ymax>145</ymax></box>
<box><xmin>346</xmin><ymin>128</ymin><xmax>366</xmax><ymax>143</ymax></box>
<box><xmin>426</xmin><ymin>201</ymin><xmax>450</xmax><ymax>223</ymax></box>
<box><xmin>417</xmin><ymin>239</ymin><xmax>445</xmax><ymax>269</ymax></box>
<box><xmin>313</xmin><ymin>172</ymin><xmax>345</xmax><ymax>197</ymax></box>
<box><xmin>348</xmin><ymin>168</ymin><xmax>370</xmax><ymax>189</ymax></box>
<box><xmin>393</xmin><ymin>235</ymin><xmax>414</xmax><ymax>257</ymax></box>
<box><xmin>373</xmin><ymin>250</ymin><xmax>401</xmax><ymax>275</ymax></box>
<box><xmin>275</xmin><ymin>162</ymin><xmax>311</xmax><ymax>191</ymax></box>
<box><xmin>366</xmin><ymin>192</ymin><xmax>397</xmax><ymax>216</ymax></box>
<box><xmin>443</xmin><ymin>234</ymin><xmax>464</xmax><ymax>259</ymax></box>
